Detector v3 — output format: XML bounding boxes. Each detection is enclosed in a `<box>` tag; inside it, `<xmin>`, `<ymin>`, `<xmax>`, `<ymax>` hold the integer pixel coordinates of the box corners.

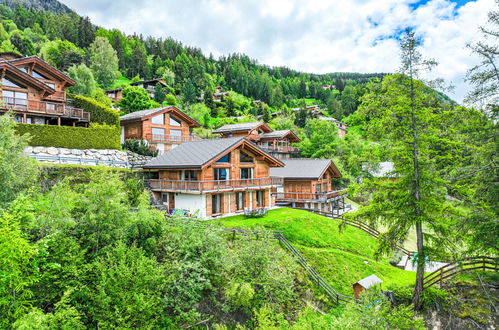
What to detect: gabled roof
<box><xmin>213</xmin><ymin>121</ymin><xmax>272</xmax><ymax>134</ymax></box>
<box><xmin>259</xmin><ymin>130</ymin><xmax>300</xmax><ymax>142</ymax></box>
<box><xmin>143</xmin><ymin>137</ymin><xmax>284</xmax><ymax>169</ymax></box>
<box><xmin>130</xmin><ymin>78</ymin><xmax>168</xmax><ymax>87</ymax></box>
<box><xmin>353</xmin><ymin>274</ymin><xmax>382</xmax><ymax>289</ymax></box>
<box><xmin>0</xmin><ymin>61</ymin><xmax>55</xmax><ymax>93</ymax></box>
<box><xmin>270</xmin><ymin>158</ymin><xmax>342</xmax><ymax>179</ymax></box>
<box><xmin>120</xmin><ymin>106</ymin><xmax>200</xmax><ymax>127</ymax></box>
<box><xmin>7</xmin><ymin>56</ymin><xmax>76</xmax><ymax>86</ymax></box>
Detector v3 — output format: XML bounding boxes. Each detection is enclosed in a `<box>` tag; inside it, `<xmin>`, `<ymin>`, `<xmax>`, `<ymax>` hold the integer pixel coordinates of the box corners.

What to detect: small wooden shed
<box><xmin>352</xmin><ymin>274</ymin><xmax>383</xmax><ymax>298</ymax></box>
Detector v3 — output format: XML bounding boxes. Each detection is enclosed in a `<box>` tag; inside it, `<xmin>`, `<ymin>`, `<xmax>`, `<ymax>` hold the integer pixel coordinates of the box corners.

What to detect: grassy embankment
<box><xmin>214</xmin><ymin>208</ymin><xmax>416</xmax><ymax>296</ymax></box>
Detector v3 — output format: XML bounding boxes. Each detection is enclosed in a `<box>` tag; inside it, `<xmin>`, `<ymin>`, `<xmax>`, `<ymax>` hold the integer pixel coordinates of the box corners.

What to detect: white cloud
<box><xmin>60</xmin><ymin>0</ymin><xmax>495</xmax><ymax>102</ymax></box>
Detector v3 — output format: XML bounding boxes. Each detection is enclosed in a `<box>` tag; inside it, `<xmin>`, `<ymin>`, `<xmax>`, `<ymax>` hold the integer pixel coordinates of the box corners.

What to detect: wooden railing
<box><xmin>258</xmin><ymin>144</ymin><xmax>300</xmax><ymax>153</ymax></box>
<box><xmin>149</xmin><ymin>177</ymin><xmax>284</xmax><ymax>193</ymax></box>
<box><xmin>422</xmin><ymin>256</ymin><xmax>498</xmax><ymax>289</ymax></box>
<box><xmin>43</xmin><ymin>90</ymin><xmax>66</xmax><ymax>102</ymax></box>
<box><xmin>1</xmin><ymin>97</ymin><xmax>90</xmax><ymax>121</ymax></box>
<box><xmin>144</xmin><ymin>133</ymin><xmax>201</xmax><ymax>143</ymax></box>
<box><xmin>273</xmin><ymin>189</ymin><xmax>348</xmax><ymax>202</ymax></box>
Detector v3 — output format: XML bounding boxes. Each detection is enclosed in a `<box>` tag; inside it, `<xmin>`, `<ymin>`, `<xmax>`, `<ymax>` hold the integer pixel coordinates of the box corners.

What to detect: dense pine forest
<box><xmin>0</xmin><ymin>0</ymin><xmax>497</xmax><ymax>329</ymax></box>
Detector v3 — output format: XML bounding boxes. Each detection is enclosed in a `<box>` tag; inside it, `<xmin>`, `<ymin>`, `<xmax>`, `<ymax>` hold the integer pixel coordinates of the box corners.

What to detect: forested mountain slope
<box><xmin>0</xmin><ymin>0</ymin><xmax>73</xmax><ymax>14</ymax></box>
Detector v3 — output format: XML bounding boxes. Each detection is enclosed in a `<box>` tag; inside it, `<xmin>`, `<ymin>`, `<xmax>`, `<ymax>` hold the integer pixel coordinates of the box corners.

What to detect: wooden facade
<box><xmin>121</xmin><ymin>106</ymin><xmax>200</xmax><ymax>154</ymax></box>
<box><xmin>147</xmin><ymin>139</ymin><xmax>284</xmax><ymax>218</ymax></box>
<box><xmin>0</xmin><ymin>53</ymin><xmax>89</xmax><ymax>126</ymax></box>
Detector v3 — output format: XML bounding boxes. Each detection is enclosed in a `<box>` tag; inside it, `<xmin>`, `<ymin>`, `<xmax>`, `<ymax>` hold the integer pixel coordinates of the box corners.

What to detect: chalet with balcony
<box><xmin>213</xmin><ymin>122</ymin><xmax>300</xmax><ymax>159</ymax></box>
<box><xmin>144</xmin><ymin>137</ymin><xmax>284</xmax><ymax>218</ymax></box>
<box><xmin>213</xmin><ymin>86</ymin><xmax>228</xmax><ymax>102</ymax></box>
<box><xmin>270</xmin><ymin>158</ymin><xmax>346</xmax><ymax>213</ymax></box>
<box><xmin>0</xmin><ymin>52</ymin><xmax>89</xmax><ymax>126</ymax></box>
<box><xmin>120</xmin><ymin>106</ymin><xmax>201</xmax><ymax>154</ymax></box>
<box><xmin>105</xmin><ymin>78</ymin><xmax>168</xmax><ymax>102</ymax></box>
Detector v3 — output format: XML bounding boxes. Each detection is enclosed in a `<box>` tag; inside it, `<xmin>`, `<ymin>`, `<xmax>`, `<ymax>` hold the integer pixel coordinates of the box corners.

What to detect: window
<box><xmin>322</xmin><ymin>182</ymin><xmax>327</xmax><ymax>192</ymax></box>
<box><xmin>32</xmin><ymin>70</ymin><xmax>49</xmax><ymax>80</ymax></box>
<box><xmin>169</xmin><ymin>115</ymin><xmax>181</xmax><ymax>126</ymax></box>
<box><xmin>152</xmin><ymin>114</ymin><xmax>164</xmax><ymax>124</ymax></box>
<box><xmin>315</xmin><ymin>184</ymin><xmax>321</xmax><ymax>193</ymax></box>
<box><xmin>256</xmin><ymin>191</ymin><xmax>264</xmax><ymax>207</ymax></box>
<box><xmin>152</xmin><ymin>127</ymin><xmax>165</xmax><ymax>137</ymax></box>
<box><xmin>182</xmin><ymin>170</ymin><xmax>198</xmax><ymax>181</ymax></box>
<box><xmin>19</xmin><ymin>67</ymin><xmax>28</xmax><ymax>73</ymax></box>
<box><xmin>2</xmin><ymin>78</ymin><xmax>23</xmax><ymax>88</ymax></box>
<box><xmin>240</xmin><ymin>167</ymin><xmax>254</xmax><ymax>179</ymax></box>
<box><xmin>46</xmin><ymin>103</ymin><xmax>55</xmax><ymax>111</ymax></box>
<box><xmin>236</xmin><ymin>192</ymin><xmax>245</xmax><ymax>210</ymax></box>
<box><xmin>44</xmin><ymin>82</ymin><xmax>55</xmax><ymax>89</ymax></box>
<box><xmin>161</xmin><ymin>192</ymin><xmax>169</xmax><ymax>206</ymax></box>
<box><xmin>170</xmin><ymin>129</ymin><xmax>182</xmax><ymax>141</ymax></box>
<box><xmin>108</xmin><ymin>93</ymin><xmax>115</xmax><ymax>98</ymax></box>
<box><xmin>212</xmin><ymin>194</ymin><xmax>222</xmax><ymax>214</ymax></box>
<box><xmin>214</xmin><ymin>168</ymin><xmax>229</xmax><ymax>181</ymax></box>
<box><xmin>25</xmin><ymin>117</ymin><xmax>32</xmax><ymax>124</ymax></box>
<box><xmin>2</xmin><ymin>90</ymin><xmax>27</xmax><ymax>107</ymax></box>
<box><xmin>240</xmin><ymin>151</ymin><xmax>253</xmax><ymax>163</ymax></box>
<box><xmin>216</xmin><ymin>153</ymin><xmax>230</xmax><ymax>163</ymax></box>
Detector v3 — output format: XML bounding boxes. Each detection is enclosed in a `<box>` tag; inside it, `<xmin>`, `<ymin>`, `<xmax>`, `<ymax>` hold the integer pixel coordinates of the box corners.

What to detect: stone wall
<box><xmin>25</xmin><ymin>146</ymin><xmax>131</xmax><ymax>168</ymax></box>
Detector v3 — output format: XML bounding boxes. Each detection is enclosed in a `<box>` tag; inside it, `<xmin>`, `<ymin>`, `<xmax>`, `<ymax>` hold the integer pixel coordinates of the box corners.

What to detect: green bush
<box><xmin>16</xmin><ymin>123</ymin><xmax>120</xmax><ymax>149</ymax></box>
<box><xmin>122</xmin><ymin>139</ymin><xmax>158</xmax><ymax>157</ymax></box>
<box><xmin>70</xmin><ymin>94</ymin><xmax>120</xmax><ymax>127</ymax></box>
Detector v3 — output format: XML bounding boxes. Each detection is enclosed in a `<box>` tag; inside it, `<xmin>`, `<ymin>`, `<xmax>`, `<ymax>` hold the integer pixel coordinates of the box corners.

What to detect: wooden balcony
<box><xmin>273</xmin><ymin>189</ymin><xmax>347</xmax><ymax>202</ymax></box>
<box><xmin>140</xmin><ymin>133</ymin><xmax>201</xmax><ymax>144</ymax></box>
<box><xmin>258</xmin><ymin>144</ymin><xmax>299</xmax><ymax>153</ymax></box>
<box><xmin>43</xmin><ymin>91</ymin><xmax>66</xmax><ymax>102</ymax></box>
<box><xmin>149</xmin><ymin>177</ymin><xmax>284</xmax><ymax>193</ymax></box>
<box><xmin>1</xmin><ymin>97</ymin><xmax>90</xmax><ymax>122</ymax></box>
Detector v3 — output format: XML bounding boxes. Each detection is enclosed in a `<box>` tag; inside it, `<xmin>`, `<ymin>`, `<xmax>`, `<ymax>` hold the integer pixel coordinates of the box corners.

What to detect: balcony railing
<box><xmin>258</xmin><ymin>144</ymin><xmax>299</xmax><ymax>153</ymax></box>
<box><xmin>1</xmin><ymin>97</ymin><xmax>90</xmax><ymax>121</ymax></box>
<box><xmin>143</xmin><ymin>134</ymin><xmax>201</xmax><ymax>144</ymax></box>
<box><xmin>149</xmin><ymin>177</ymin><xmax>284</xmax><ymax>193</ymax></box>
<box><xmin>273</xmin><ymin>189</ymin><xmax>348</xmax><ymax>202</ymax></box>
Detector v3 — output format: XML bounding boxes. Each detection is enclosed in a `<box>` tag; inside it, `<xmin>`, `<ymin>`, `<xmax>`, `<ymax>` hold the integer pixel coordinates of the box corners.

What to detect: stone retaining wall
<box><xmin>25</xmin><ymin>147</ymin><xmax>152</xmax><ymax>169</ymax></box>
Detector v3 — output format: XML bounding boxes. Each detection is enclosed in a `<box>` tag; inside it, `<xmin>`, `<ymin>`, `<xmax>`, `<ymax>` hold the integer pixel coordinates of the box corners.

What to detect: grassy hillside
<box><xmin>214</xmin><ymin>208</ymin><xmax>415</xmax><ymax>296</ymax></box>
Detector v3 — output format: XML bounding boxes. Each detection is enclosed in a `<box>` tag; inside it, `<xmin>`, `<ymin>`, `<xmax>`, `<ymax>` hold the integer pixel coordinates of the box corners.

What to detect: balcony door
<box><xmin>212</xmin><ymin>194</ymin><xmax>223</xmax><ymax>215</ymax></box>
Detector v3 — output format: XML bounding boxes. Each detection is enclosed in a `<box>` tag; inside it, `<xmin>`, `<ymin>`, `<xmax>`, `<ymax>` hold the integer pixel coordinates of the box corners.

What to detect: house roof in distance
<box><xmin>353</xmin><ymin>274</ymin><xmax>382</xmax><ymax>289</ymax></box>
<box><xmin>259</xmin><ymin>129</ymin><xmax>300</xmax><ymax>142</ymax></box>
<box><xmin>143</xmin><ymin>137</ymin><xmax>284</xmax><ymax>169</ymax></box>
<box><xmin>270</xmin><ymin>158</ymin><xmax>341</xmax><ymax>179</ymax></box>
<box><xmin>213</xmin><ymin>121</ymin><xmax>272</xmax><ymax>134</ymax></box>
<box><xmin>120</xmin><ymin>106</ymin><xmax>200</xmax><ymax>127</ymax></box>
<box><xmin>130</xmin><ymin>78</ymin><xmax>168</xmax><ymax>87</ymax></box>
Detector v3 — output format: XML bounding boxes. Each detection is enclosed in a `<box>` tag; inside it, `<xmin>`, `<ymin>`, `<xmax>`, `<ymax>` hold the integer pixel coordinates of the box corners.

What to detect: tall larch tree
<box><xmin>89</xmin><ymin>36</ymin><xmax>119</xmax><ymax>88</ymax></box>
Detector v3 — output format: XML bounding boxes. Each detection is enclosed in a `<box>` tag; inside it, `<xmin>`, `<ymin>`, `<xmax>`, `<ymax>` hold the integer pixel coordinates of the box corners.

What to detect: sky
<box><xmin>59</xmin><ymin>0</ymin><xmax>495</xmax><ymax>103</ymax></box>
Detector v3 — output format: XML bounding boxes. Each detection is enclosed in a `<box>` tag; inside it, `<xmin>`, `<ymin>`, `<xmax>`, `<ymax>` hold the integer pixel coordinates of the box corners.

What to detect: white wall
<box><xmin>175</xmin><ymin>193</ymin><xmax>206</xmax><ymax>218</ymax></box>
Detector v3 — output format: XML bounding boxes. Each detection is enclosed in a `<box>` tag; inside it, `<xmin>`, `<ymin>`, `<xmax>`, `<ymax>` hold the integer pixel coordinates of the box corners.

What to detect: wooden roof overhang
<box><xmin>8</xmin><ymin>56</ymin><xmax>76</xmax><ymax>87</ymax></box>
<box><xmin>0</xmin><ymin>61</ymin><xmax>56</xmax><ymax>96</ymax></box>
<box><xmin>259</xmin><ymin>130</ymin><xmax>301</xmax><ymax>143</ymax></box>
<box><xmin>121</xmin><ymin>106</ymin><xmax>201</xmax><ymax>127</ymax></box>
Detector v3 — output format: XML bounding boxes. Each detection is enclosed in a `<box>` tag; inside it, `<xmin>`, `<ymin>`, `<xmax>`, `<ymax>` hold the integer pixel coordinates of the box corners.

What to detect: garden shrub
<box><xmin>16</xmin><ymin>123</ymin><xmax>120</xmax><ymax>149</ymax></box>
<box><xmin>70</xmin><ymin>94</ymin><xmax>120</xmax><ymax>127</ymax></box>
<box><xmin>122</xmin><ymin>139</ymin><xmax>158</xmax><ymax>157</ymax></box>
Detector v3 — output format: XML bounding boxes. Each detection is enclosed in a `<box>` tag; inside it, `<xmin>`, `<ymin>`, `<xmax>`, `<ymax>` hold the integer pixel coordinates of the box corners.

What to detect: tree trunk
<box><xmin>412</xmin><ymin>220</ymin><xmax>425</xmax><ymax>309</ymax></box>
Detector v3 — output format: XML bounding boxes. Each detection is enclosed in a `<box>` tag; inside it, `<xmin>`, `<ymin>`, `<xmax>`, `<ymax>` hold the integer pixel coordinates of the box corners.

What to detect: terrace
<box><xmin>1</xmin><ymin>96</ymin><xmax>90</xmax><ymax>121</ymax></box>
<box><xmin>148</xmin><ymin>177</ymin><xmax>284</xmax><ymax>193</ymax></box>
<box><xmin>273</xmin><ymin>189</ymin><xmax>348</xmax><ymax>203</ymax></box>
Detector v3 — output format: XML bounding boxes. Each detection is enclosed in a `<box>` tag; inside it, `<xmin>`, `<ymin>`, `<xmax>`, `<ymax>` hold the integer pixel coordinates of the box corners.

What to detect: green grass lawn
<box><xmin>213</xmin><ymin>208</ymin><xmax>415</xmax><ymax>295</ymax></box>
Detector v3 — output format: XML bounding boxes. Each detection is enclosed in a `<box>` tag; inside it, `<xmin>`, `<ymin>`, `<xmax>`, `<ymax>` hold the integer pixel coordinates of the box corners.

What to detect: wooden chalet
<box><xmin>213</xmin><ymin>122</ymin><xmax>300</xmax><ymax>159</ymax></box>
<box><xmin>120</xmin><ymin>106</ymin><xmax>201</xmax><ymax>154</ymax></box>
<box><xmin>105</xmin><ymin>78</ymin><xmax>168</xmax><ymax>102</ymax></box>
<box><xmin>144</xmin><ymin>137</ymin><xmax>284</xmax><ymax>218</ymax></box>
<box><xmin>0</xmin><ymin>52</ymin><xmax>89</xmax><ymax>126</ymax></box>
<box><xmin>270</xmin><ymin>158</ymin><xmax>346</xmax><ymax>212</ymax></box>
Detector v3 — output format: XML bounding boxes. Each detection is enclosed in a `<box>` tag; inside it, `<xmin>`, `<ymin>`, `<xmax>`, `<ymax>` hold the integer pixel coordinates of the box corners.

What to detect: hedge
<box><xmin>69</xmin><ymin>94</ymin><xmax>120</xmax><ymax>127</ymax></box>
<box><xmin>16</xmin><ymin>123</ymin><xmax>120</xmax><ymax>149</ymax></box>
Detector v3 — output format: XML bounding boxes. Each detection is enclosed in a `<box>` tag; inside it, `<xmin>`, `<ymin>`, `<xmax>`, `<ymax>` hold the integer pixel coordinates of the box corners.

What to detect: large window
<box><xmin>236</xmin><ymin>192</ymin><xmax>245</xmax><ymax>210</ymax></box>
<box><xmin>213</xmin><ymin>168</ymin><xmax>229</xmax><ymax>181</ymax></box>
<box><xmin>240</xmin><ymin>167</ymin><xmax>254</xmax><ymax>180</ymax></box>
<box><xmin>240</xmin><ymin>151</ymin><xmax>253</xmax><ymax>163</ymax></box>
<box><xmin>212</xmin><ymin>194</ymin><xmax>222</xmax><ymax>214</ymax></box>
<box><xmin>182</xmin><ymin>170</ymin><xmax>198</xmax><ymax>181</ymax></box>
<box><xmin>2</xmin><ymin>90</ymin><xmax>27</xmax><ymax>108</ymax></box>
<box><xmin>32</xmin><ymin>70</ymin><xmax>49</xmax><ymax>80</ymax></box>
<box><xmin>256</xmin><ymin>191</ymin><xmax>264</xmax><ymax>207</ymax></box>
<box><xmin>44</xmin><ymin>82</ymin><xmax>55</xmax><ymax>89</ymax></box>
<box><xmin>169</xmin><ymin>115</ymin><xmax>181</xmax><ymax>126</ymax></box>
<box><xmin>216</xmin><ymin>153</ymin><xmax>230</xmax><ymax>163</ymax></box>
<box><xmin>2</xmin><ymin>78</ymin><xmax>24</xmax><ymax>88</ymax></box>
<box><xmin>152</xmin><ymin>114</ymin><xmax>164</xmax><ymax>125</ymax></box>
<box><xmin>152</xmin><ymin>127</ymin><xmax>165</xmax><ymax>137</ymax></box>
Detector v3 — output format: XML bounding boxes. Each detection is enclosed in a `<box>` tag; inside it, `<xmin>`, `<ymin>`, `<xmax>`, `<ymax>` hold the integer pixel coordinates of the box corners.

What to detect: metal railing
<box><xmin>29</xmin><ymin>154</ymin><xmax>128</xmax><ymax>167</ymax></box>
<box><xmin>273</xmin><ymin>189</ymin><xmax>348</xmax><ymax>202</ymax></box>
<box><xmin>149</xmin><ymin>177</ymin><xmax>283</xmax><ymax>193</ymax></box>
<box><xmin>1</xmin><ymin>97</ymin><xmax>90</xmax><ymax>121</ymax></box>
<box><xmin>145</xmin><ymin>133</ymin><xmax>201</xmax><ymax>143</ymax></box>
